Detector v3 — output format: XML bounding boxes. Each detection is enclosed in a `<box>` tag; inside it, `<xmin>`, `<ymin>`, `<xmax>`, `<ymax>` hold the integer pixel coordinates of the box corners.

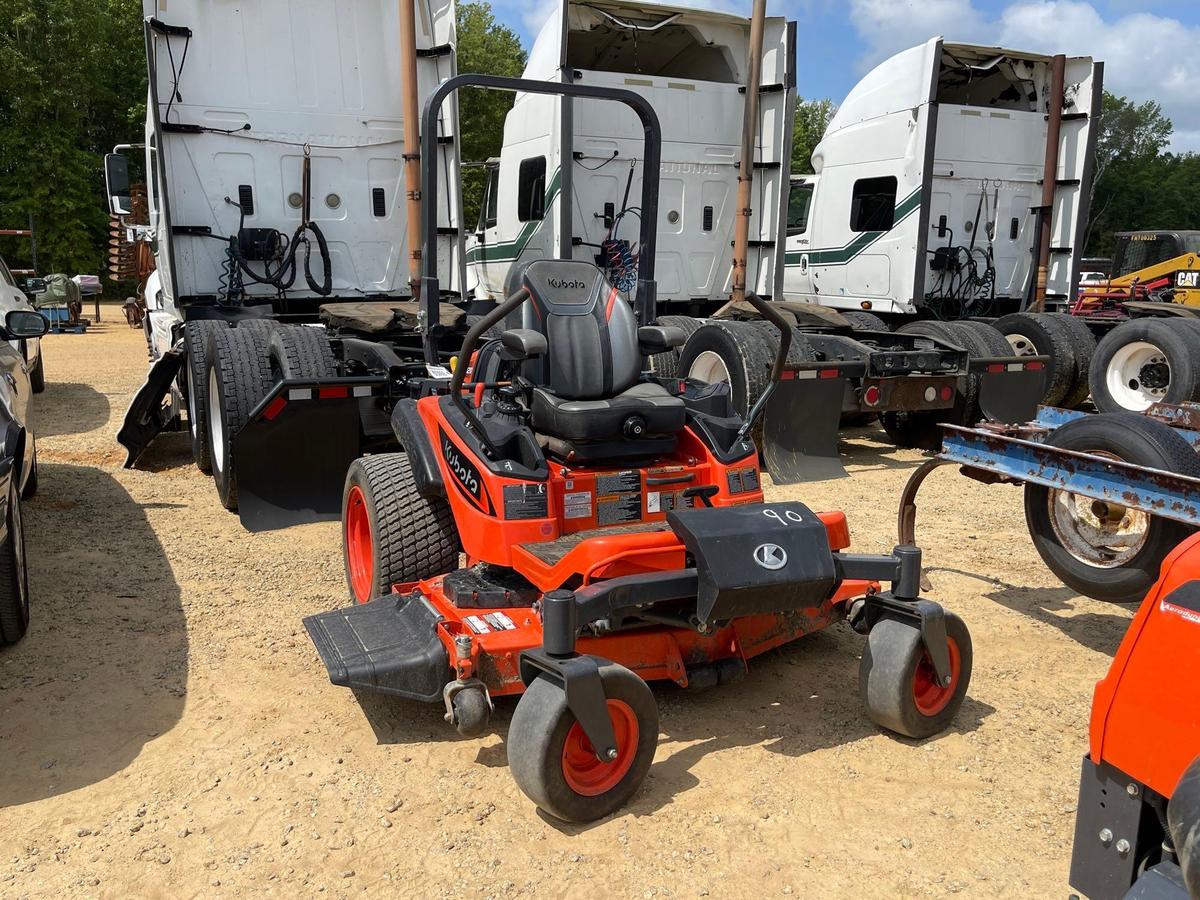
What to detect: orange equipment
<box><xmin>1069</xmin><ymin>532</ymin><xmax>1200</xmax><ymax>899</ymax></box>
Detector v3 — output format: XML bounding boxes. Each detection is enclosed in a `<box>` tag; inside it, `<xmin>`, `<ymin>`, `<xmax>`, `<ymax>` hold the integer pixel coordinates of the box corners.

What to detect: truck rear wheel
<box><xmin>205</xmin><ymin>326</ymin><xmax>274</xmax><ymax>510</ymax></box>
<box><xmin>342</xmin><ymin>453</ymin><xmax>460</xmax><ymax>603</ymax></box>
<box><xmin>840</xmin><ymin>310</ymin><xmax>889</xmax><ymax>332</ymax></box>
<box><xmin>184</xmin><ymin>320</ymin><xmax>226</xmax><ymax>474</ymax></box>
<box><xmin>679</xmin><ymin>320</ymin><xmax>778</xmax><ymax>417</ymax></box>
<box><xmin>267</xmin><ymin>325</ymin><xmax>337</xmax><ymax>380</ymax></box>
<box><xmin>1046</xmin><ymin>314</ymin><xmax>1097</xmax><ymax>409</ymax></box>
<box><xmin>1090</xmin><ymin>319</ymin><xmax>1200</xmax><ymax>413</ymax></box>
<box><xmin>647</xmin><ymin>315</ymin><xmax>704</xmax><ymax>379</ymax></box>
<box><xmin>994</xmin><ymin>312</ymin><xmax>1076</xmax><ymax>407</ymax></box>
<box><xmin>1024</xmin><ymin>412</ymin><xmax>1200</xmax><ymax>602</ymax></box>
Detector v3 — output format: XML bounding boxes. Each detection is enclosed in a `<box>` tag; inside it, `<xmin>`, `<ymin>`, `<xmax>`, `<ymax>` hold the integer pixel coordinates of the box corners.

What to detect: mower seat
<box><xmin>517</xmin><ymin>260</ymin><xmax>685</xmax><ymax>457</ymax></box>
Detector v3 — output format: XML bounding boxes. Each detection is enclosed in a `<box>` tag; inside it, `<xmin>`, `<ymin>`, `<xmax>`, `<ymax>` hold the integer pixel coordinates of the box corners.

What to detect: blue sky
<box><xmin>484</xmin><ymin>0</ymin><xmax>1200</xmax><ymax>151</ymax></box>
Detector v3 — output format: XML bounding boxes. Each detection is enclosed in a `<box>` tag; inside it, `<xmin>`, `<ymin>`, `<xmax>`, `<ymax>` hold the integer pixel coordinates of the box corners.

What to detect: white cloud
<box><xmin>847</xmin><ymin>0</ymin><xmax>1200</xmax><ymax>151</ymax></box>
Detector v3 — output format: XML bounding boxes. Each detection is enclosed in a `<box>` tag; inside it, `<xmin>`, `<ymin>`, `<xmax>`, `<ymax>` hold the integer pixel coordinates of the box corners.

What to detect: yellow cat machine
<box><xmin>1075</xmin><ymin>231</ymin><xmax>1200</xmax><ymax>311</ymax></box>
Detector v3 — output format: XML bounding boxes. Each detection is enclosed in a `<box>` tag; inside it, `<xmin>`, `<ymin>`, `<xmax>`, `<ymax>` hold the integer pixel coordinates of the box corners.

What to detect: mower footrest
<box><xmin>303</xmin><ymin>593</ymin><xmax>450</xmax><ymax>702</ymax></box>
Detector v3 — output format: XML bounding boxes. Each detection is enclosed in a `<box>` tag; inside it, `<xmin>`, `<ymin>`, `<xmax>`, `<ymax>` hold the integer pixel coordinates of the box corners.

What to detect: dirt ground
<box><xmin>0</xmin><ymin>311</ymin><xmax>1132</xmax><ymax>898</ymax></box>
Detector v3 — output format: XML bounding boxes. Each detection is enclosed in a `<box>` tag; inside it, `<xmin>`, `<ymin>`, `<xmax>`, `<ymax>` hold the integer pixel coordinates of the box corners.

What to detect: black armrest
<box><xmin>500</xmin><ymin>328</ymin><xmax>547</xmax><ymax>361</ymax></box>
<box><xmin>638</xmin><ymin>325</ymin><xmax>686</xmax><ymax>353</ymax></box>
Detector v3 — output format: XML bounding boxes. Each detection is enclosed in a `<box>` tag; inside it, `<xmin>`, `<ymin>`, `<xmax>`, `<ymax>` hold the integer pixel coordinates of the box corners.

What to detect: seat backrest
<box><xmin>518</xmin><ymin>260</ymin><xmax>640</xmax><ymax>400</ymax></box>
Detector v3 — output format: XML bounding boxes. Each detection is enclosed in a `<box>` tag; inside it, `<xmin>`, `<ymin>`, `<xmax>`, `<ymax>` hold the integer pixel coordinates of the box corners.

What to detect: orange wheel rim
<box><xmin>561</xmin><ymin>699</ymin><xmax>639</xmax><ymax>797</ymax></box>
<box><xmin>913</xmin><ymin>636</ymin><xmax>961</xmax><ymax>716</ymax></box>
<box><xmin>345</xmin><ymin>485</ymin><xmax>374</xmax><ymax>603</ymax></box>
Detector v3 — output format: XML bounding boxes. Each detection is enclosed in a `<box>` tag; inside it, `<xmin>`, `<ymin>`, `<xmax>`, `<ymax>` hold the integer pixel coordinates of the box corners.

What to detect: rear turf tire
<box><xmin>0</xmin><ymin>478</ymin><xmax>30</xmax><ymax>645</ymax></box>
<box><xmin>205</xmin><ymin>326</ymin><xmax>274</xmax><ymax>510</ymax></box>
<box><xmin>184</xmin><ymin>320</ymin><xmax>226</xmax><ymax>474</ymax></box>
<box><xmin>508</xmin><ymin>662</ymin><xmax>658</xmax><ymax>823</ymax></box>
<box><xmin>860</xmin><ymin>611</ymin><xmax>972</xmax><ymax>739</ymax></box>
<box><xmin>1024</xmin><ymin>412</ymin><xmax>1200</xmax><ymax>603</ymax></box>
<box><xmin>342</xmin><ymin>453</ymin><xmax>460</xmax><ymax>603</ymax></box>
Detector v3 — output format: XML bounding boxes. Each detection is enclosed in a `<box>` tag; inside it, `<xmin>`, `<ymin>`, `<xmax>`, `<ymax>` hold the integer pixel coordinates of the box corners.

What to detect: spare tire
<box><xmin>994</xmin><ymin>312</ymin><xmax>1076</xmax><ymax>407</ymax></box>
<box><xmin>1024</xmin><ymin>412</ymin><xmax>1200</xmax><ymax>602</ymax></box>
<box><xmin>1089</xmin><ymin>318</ymin><xmax>1200</xmax><ymax>413</ymax></box>
<box><xmin>647</xmin><ymin>315</ymin><xmax>704</xmax><ymax>379</ymax></box>
<box><xmin>268</xmin><ymin>325</ymin><xmax>338</xmax><ymax>380</ymax></box>
<box><xmin>679</xmin><ymin>320</ymin><xmax>778</xmax><ymax>417</ymax></box>
<box><xmin>1045</xmin><ymin>313</ymin><xmax>1097</xmax><ymax>409</ymax></box>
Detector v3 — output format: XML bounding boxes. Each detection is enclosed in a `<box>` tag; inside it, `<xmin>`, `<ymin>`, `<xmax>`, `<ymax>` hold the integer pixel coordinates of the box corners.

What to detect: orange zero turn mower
<box><xmin>303</xmin><ymin>74</ymin><xmax>974</xmax><ymax>823</ymax></box>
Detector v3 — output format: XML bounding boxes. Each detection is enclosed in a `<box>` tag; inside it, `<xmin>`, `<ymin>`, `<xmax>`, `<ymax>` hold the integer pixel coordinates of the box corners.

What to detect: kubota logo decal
<box><xmin>440</xmin><ymin>427</ymin><xmax>492</xmax><ymax>514</ymax></box>
<box><xmin>753</xmin><ymin>543</ymin><xmax>788</xmax><ymax>570</ymax></box>
<box><xmin>547</xmin><ymin>277</ymin><xmax>586</xmax><ymax>290</ymax></box>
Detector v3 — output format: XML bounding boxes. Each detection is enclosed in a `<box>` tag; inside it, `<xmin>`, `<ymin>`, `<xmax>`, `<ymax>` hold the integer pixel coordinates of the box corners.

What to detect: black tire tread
<box><xmin>840</xmin><ymin>310</ymin><xmax>889</xmax><ymax>332</ymax></box>
<box><xmin>1024</xmin><ymin>412</ymin><xmax>1200</xmax><ymax>602</ymax></box>
<box><xmin>995</xmin><ymin>312</ymin><xmax>1076</xmax><ymax>406</ymax></box>
<box><xmin>28</xmin><ymin>353</ymin><xmax>44</xmax><ymax>394</ymax></box>
<box><xmin>0</xmin><ymin>481</ymin><xmax>28</xmax><ymax>645</ymax></box>
<box><xmin>1089</xmin><ymin>319</ymin><xmax>1200</xmax><ymax>414</ymax></box>
<box><xmin>1045</xmin><ymin>314</ymin><xmax>1097</xmax><ymax>409</ymax></box>
<box><xmin>268</xmin><ymin>325</ymin><xmax>338</xmax><ymax>380</ymax></box>
<box><xmin>184</xmin><ymin>319</ymin><xmax>227</xmax><ymax>474</ymax></box>
<box><xmin>648</xmin><ymin>315</ymin><xmax>704</xmax><ymax>379</ymax></box>
<box><xmin>207</xmin><ymin>326</ymin><xmax>274</xmax><ymax>510</ymax></box>
<box><xmin>345</xmin><ymin>453</ymin><xmax>459</xmax><ymax>597</ymax></box>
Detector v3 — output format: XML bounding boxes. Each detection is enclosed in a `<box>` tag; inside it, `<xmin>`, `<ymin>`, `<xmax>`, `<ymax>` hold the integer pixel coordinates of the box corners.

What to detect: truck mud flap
<box><xmin>118</xmin><ymin>342</ymin><xmax>186</xmax><ymax>467</ymax></box>
<box><xmin>975</xmin><ymin>358</ymin><xmax>1047</xmax><ymax>425</ymax></box>
<box><xmin>303</xmin><ymin>592</ymin><xmax>450</xmax><ymax>702</ymax></box>
<box><xmin>761</xmin><ymin>369</ymin><xmax>848</xmax><ymax>483</ymax></box>
<box><xmin>234</xmin><ymin>378</ymin><xmax>383</xmax><ymax>531</ymax></box>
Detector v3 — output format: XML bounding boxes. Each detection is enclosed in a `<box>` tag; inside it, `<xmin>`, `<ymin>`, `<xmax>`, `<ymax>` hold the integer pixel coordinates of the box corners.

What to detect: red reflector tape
<box><xmin>781</xmin><ymin>371</ymin><xmax>796</xmax><ymax>380</ymax></box>
<box><xmin>986</xmin><ymin>363</ymin><xmax>1005</xmax><ymax>373</ymax></box>
<box><xmin>318</xmin><ymin>386</ymin><xmax>350</xmax><ymax>399</ymax></box>
<box><xmin>818</xmin><ymin>368</ymin><xmax>841</xmax><ymax>379</ymax></box>
<box><xmin>1026</xmin><ymin>361</ymin><xmax>1045</xmax><ymax>371</ymax></box>
<box><xmin>263</xmin><ymin>395</ymin><xmax>287</xmax><ymax>421</ymax></box>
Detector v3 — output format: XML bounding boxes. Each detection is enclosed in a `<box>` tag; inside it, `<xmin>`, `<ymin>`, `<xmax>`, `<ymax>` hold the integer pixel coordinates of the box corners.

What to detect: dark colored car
<box><xmin>0</xmin><ymin>309</ymin><xmax>50</xmax><ymax>645</ymax></box>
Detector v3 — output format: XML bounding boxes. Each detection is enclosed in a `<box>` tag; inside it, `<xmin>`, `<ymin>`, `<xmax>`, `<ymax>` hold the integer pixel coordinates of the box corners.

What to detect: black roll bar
<box><xmin>419</xmin><ymin>74</ymin><xmax>663</xmax><ymax>364</ymax></box>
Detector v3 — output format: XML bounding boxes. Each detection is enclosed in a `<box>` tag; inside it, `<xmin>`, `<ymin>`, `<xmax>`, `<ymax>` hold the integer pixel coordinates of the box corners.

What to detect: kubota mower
<box><xmin>303</xmin><ymin>75</ymin><xmax>975</xmax><ymax>822</ymax></box>
<box><xmin>1069</xmin><ymin>532</ymin><xmax>1200</xmax><ymax>899</ymax></box>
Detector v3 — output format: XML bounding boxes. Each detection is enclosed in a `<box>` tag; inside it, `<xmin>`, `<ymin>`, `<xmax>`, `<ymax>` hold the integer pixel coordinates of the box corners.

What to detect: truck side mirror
<box><xmin>105</xmin><ymin>153</ymin><xmax>132</xmax><ymax>216</ymax></box>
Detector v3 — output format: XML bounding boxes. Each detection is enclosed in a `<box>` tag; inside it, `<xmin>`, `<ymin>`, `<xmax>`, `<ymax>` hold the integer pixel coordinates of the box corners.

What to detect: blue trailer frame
<box><xmin>898</xmin><ymin>403</ymin><xmax>1200</xmax><ymax>549</ymax></box>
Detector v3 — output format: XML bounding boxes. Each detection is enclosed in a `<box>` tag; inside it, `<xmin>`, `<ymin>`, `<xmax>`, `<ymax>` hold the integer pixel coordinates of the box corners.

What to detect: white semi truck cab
<box><xmin>784</xmin><ymin>39</ymin><xmax>1101</xmax><ymax>318</ymax></box>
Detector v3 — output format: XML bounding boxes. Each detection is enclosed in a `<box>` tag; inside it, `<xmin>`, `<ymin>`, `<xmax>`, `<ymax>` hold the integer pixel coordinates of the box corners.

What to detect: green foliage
<box><xmin>790</xmin><ymin>97</ymin><xmax>835</xmax><ymax>175</ymax></box>
<box><xmin>1085</xmin><ymin>92</ymin><xmax>1199</xmax><ymax>257</ymax></box>
<box><xmin>0</xmin><ymin>0</ymin><xmax>145</xmax><ymax>279</ymax></box>
<box><xmin>456</xmin><ymin>1</ymin><xmax>526</xmax><ymax>228</ymax></box>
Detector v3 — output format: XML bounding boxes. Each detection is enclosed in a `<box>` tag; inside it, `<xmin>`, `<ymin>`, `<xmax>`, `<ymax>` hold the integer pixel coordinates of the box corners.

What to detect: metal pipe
<box><xmin>730</xmin><ymin>0</ymin><xmax>767</xmax><ymax>305</ymax></box>
<box><xmin>399</xmin><ymin>0</ymin><xmax>424</xmax><ymax>302</ymax></box>
<box><xmin>1032</xmin><ymin>53</ymin><xmax>1066</xmax><ymax>312</ymax></box>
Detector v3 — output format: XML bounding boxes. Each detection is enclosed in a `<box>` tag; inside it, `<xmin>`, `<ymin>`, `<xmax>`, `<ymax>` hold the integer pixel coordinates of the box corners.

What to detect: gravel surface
<box><xmin>0</xmin><ymin>314</ymin><xmax>1133</xmax><ymax>897</ymax></box>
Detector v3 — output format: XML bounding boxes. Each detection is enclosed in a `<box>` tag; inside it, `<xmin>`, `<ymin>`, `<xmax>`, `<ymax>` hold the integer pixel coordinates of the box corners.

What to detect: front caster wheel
<box><xmin>449</xmin><ymin>686</ymin><xmax>492</xmax><ymax>738</ymax></box>
<box><xmin>507</xmin><ymin>662</ymin><xmax>658</xmax><ymax>823</ymax></box>
<box><xmin>859</xmin><ymin>611</ymin><xmax>972</xmax><ymax>739</ymax></box>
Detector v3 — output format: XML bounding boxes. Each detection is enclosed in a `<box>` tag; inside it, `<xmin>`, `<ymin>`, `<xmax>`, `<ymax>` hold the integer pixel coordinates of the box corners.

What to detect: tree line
<box><xmin>0</xmin><ymin>1</ymin><xmax>1193</xmax><ymax>280</ymax></box>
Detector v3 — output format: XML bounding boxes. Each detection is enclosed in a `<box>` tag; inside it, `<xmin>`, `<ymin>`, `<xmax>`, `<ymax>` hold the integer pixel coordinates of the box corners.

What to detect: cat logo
<box><xmin>1177</xmin><ymin>270</ymin><xmax>1199</xmax><ymax>289</ymax></box>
